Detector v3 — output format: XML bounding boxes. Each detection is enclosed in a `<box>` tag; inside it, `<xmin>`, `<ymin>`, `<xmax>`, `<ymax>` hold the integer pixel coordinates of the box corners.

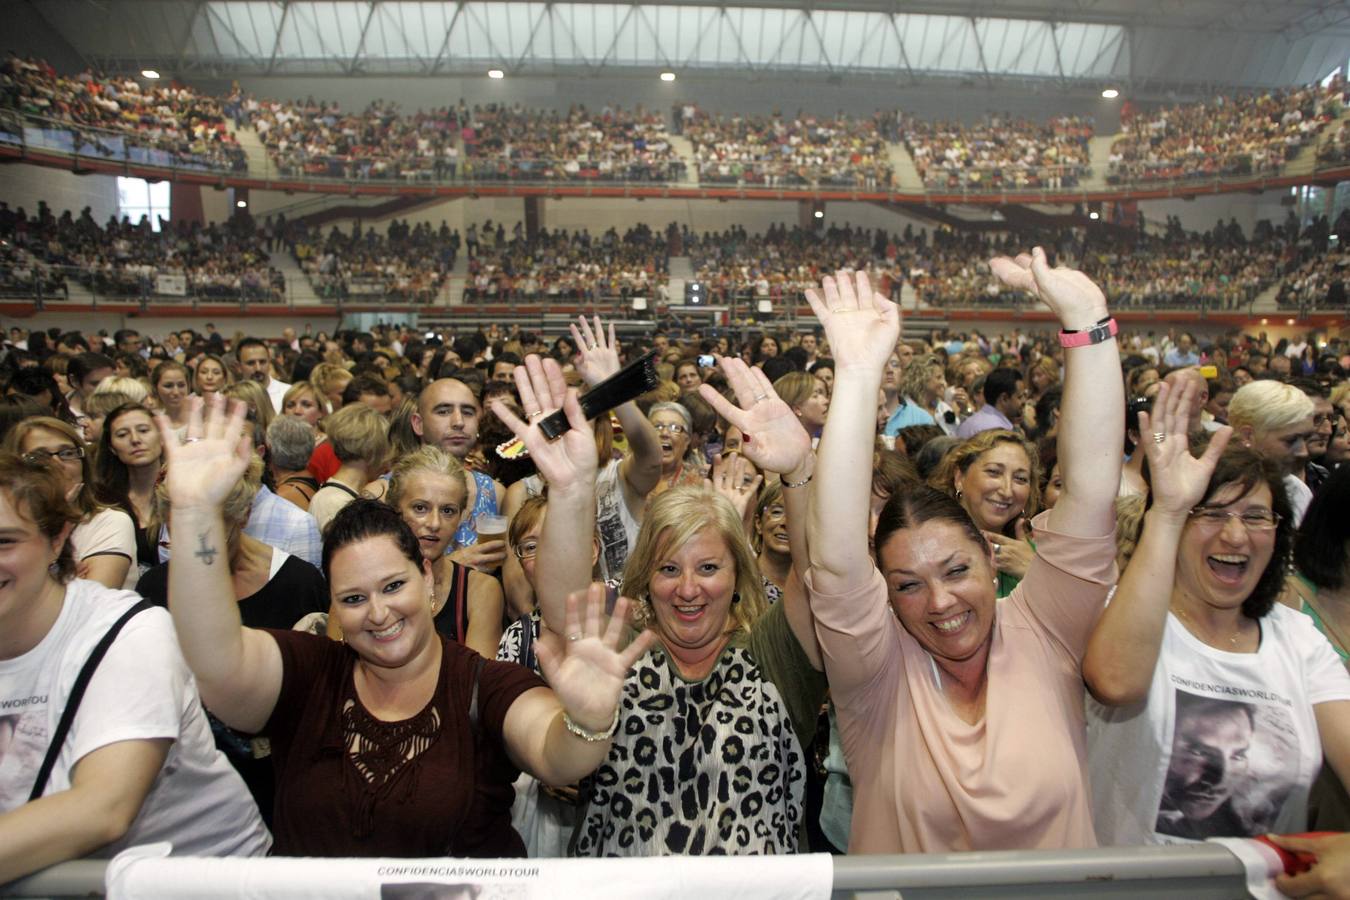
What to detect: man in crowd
<box><xmin>237</xmin><ymin>337</ymin><xmax>290</xmax><ymax>413</ymax></box>
<box><xmin>957</xmin><ymin>368</ymin><xmax>1026</xmax><ymax>438</ymax></box>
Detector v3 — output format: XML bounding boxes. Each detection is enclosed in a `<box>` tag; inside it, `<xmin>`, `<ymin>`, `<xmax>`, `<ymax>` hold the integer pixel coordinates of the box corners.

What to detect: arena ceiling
<box><xmin>20</xmin><ymin>0</ymin><xmax>1350</xmax><ymax>93</ymax></box>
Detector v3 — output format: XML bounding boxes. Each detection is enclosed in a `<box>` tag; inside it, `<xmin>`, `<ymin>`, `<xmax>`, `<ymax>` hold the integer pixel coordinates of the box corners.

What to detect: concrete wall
<box><xmin>1139</xmin><ymin>191</ymin><xmax>1294</xmax><ymax>237</ymax></box>
<box><xmin>0</xmin><ymin>163</ymin><xmax>119</xmax><ymax>222</ymax></box>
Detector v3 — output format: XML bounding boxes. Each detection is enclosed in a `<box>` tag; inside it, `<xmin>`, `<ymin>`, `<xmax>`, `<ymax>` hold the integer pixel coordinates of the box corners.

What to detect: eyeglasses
<box><xmin>1313</xmin><ymin>413</ymin><xmax>1334</xmax><ymax>428</ymax></box>
<box><xmin>652</xmin><ymin>422</ymin><xmax>688</xmax><ymax>435</ymax></box>
<box><xmin>22</xmin><ymin>446</ymin><xmax>84</xmax><ymax>465</ymax></box>
<box><xmin>513</xmin><ymin>539</ymin><xmax>539</xmax><ymax>560</ymax></box>
<box><xmin>1188</xmin><ymin>507</ymin><xmax>1281</xmax><ymax>531</ymax></box>
<box><xmin>761</xmin><ymin>504</ymin><xmax>787</xmax><ymax>520</ymax></box>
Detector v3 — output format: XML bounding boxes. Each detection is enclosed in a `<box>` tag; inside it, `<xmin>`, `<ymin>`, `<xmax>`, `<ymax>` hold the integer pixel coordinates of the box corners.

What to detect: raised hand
<box><xmin>535</xmin><ymin>586</ymin><xmax>656</xmax><ymax>733</ymax></box>
<box><xmin>1138</xmin><ymin>379</ymin><xmax>1232</xmax><ymax>519</ymax></box>
<box><xmin>492</xmin><ymin>354</ymin><xmax>597</xmax><ymax>494</ymax></box>
<box><xmin>803</xmin><ymin>269</ymin><xmax>900</xmax><ymax>375</ymax></box>
<box><xmin>569</xmin><ymin>315</ymin><xmax>620</xmax><ymax>387</ymax></box>
<box><xmin>697</xmin><ymin>356</ymin><xmax>811</xmax><ymax>476</ymax></box>
<box><xmin>706</xmin><ymin>452</ymin><xmax>763</xmax><ymax>524</ymax></box>
<box><xmin>989</xmin><ymin>247</ymin><xmax>1109</xmax><ymax>331</ymax></box>
<box><xmin>156</xmin><ymin>394</ymin><xmax>252</xmax><ymax>513</ymax></box>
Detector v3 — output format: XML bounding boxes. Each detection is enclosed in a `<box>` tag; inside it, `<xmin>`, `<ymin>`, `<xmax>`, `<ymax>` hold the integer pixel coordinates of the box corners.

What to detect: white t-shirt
<box><xmin>0</xmin><ymin>580</ymin><xmax>271</xmax><ymax>860</ymax></box>
<box><xmin>1284</xmin><ymin>473</ymin><xmax>1313</xmax><ymax>528</ymax></box>
<box><xmin>522</xmin><ymin>458</ymin><xmax>640</xmax><ymax>583</ymax></box>
<box><xmin>70</xmin><ymin>507</ymin><xmax>138</xmax><ymax>591</ymax></box>
<box><xmin>265</xmin><ymin>378</ymin><xmax>291</xmax><ymax>414</ymax></box>
<box><xmin>1087</xmin><ymin>604</ymin><xmax>1350</xmax><ymax>845</ymax></box>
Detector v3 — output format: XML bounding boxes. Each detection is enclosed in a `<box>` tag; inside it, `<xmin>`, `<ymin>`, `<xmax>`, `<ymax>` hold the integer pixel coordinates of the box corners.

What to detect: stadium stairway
<box><xmin>667</xmin><ymin>135</ymin><xmax>699</xmax><ymax>185</ymax></box>
<box><xmin>1287</xmin><ymin>105</ymin><xmax>1350</xmax><ymax>177</ymax></box>
<box><xmin>886</xmin><ymin>142</ymin><xmax>923</xmax><ymax>191</ymax></box>
<box><xmin>231</xmin><ymin>126</ymin><xmax>272</xmax><ymax>177</ymax></box>
<box><xmin>1250</xmin><ymin>283</ymin><xmax>1282</xmax><ymax>314</ymax></box>
<box><xmin>1082</xmin><ymin>133</ymin><xmax>1118</xmax><ymax>190</ymax></box>
<box><xmin>668</xmin><ymin>256</ymin><xmax>695</xmax><ymax>282</ymax></box>
<box><xmin>271</xmin><ymin>252</ymin><xmax>323</xmax><ymax>306</ymax></box>
<box><xmin>443</xmin><ymin>256</ymin><xmax>469</xmax><ymax>306</ymax></box>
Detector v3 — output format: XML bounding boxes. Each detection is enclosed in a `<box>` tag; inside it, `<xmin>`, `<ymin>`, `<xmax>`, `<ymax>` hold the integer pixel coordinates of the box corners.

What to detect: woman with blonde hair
<box><xmin>222</xmin><ymin>381</ymin><xmax>274</xmax><ymax>435</ymax></box>
<box><xmin>307</xmin><ymin>403</ymin><xmax>389</xmax><ymax>531</ymax></box>
<box><xmin>281</xmin><ymin>381</ymin><xmax>329</xmax><ymax>428</ymax></box>
<box><xmin>494</xmin><ymin>353</ymin><xmax>827</xmax><ymax>856</ymax></box>
<box><xmin>772</xmin><ymin>371</ymin><xmax>830</xmax><ymax>443</ymax></box>
<box><xmin>193</xmin><ymin>353</ymin><xmax>232</xmax><ymax>402</ymax></box>
<box><xmin>309</xmin><ymin>362</ymin><xmax>353</xmax><ymax>414</ymax></box>
<box><xmin>4</xmin><ymin>416</ymin><xmax>137</xmax><ymax>589</ymax></box>
<box><xmin>928</xmin><ymin>428</ymin><xmax>1042</xmax><ymax>596</ymax></box>
<box><xmin>387</xmin><ymin>446</ymin><xmax>503</xmax><ymax>658</ymax></box>
<box><xmin>901</xmin><ymin>354</ymin><xmax>960</xmax><ymax>436</ymax></box>
<box><xmin>91</xmin><ymin>376</ymin><xmax>149</xmax><ymax>407</ymax></box>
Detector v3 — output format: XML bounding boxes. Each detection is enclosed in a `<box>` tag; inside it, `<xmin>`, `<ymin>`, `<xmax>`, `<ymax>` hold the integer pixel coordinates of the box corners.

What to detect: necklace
<box><xmin>1170</xmin><ymin>602</ymin><xmax>1250</xmax><ymax>650</ymax></box>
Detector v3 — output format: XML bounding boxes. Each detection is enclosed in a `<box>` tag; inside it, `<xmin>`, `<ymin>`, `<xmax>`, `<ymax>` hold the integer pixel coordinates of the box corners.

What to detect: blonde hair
<box><xmin>282</xmin><ymin>381</ymin><xmax>330</xmax><ymax>419</ymax></box>
<box><xmin>927</xmin><ymin>428</ymin><xmax>1042</xmax><ymax>530</ymax></box>
<box><xmin>620</xmin><ymin>486</ymin><xmax>767</xmax><ymax>638</ymax></box>
<box><xmin>324</xmin><ymin>402</ymin><xmax>389</xmax><ymax>468</ymax></box>
<box><xmin>92</xmin><ymin>376</ymin><xmax>149</xmax><ymax>405</ymax></box>
<box><xmin>387</xmin><ymin>445</ymin><xmax>468</xmax><ymax>510</ymax></box>
<box><xmin>310</xmin><ymin>363</ymin><xmax>353</xmax><ymax>404</ymax></box>
<box><xmin>1228</xmin><ymin>380</ymin><xmax>1316</xmax><ymax>433</ymax></box>
<box><xmin>772</xmin><ymin>371</ymin><xmax>817</xmax><ymax>411</ymax></box>
<box><xmin>900</xmin><ymin>354</ymin><xmax>943</xmax><ymax>403</ymax></box>
<box><xmin>751</xmin><ymin>480</ymin><xmax>784</xmax><ymax>555</ymax></box>
<box><xmin>223</xmin><ymin>380</ymin><xmax>275</xmax><ymax>433</ymax></box>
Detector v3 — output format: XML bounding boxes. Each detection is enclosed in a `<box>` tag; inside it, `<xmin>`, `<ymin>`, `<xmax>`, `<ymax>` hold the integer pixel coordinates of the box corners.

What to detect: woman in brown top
<box><xmin>157</xmin><ymin>396</ymin><xmax>654</xmax><ymax>857</ymax></box>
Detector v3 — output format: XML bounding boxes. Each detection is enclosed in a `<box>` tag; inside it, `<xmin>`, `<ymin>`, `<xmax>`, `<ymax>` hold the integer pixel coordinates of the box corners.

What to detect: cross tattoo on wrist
<box><xmin>194</xmin><ymin>531</ymin><xmax>218</xmax><ymax>566</ymax></box>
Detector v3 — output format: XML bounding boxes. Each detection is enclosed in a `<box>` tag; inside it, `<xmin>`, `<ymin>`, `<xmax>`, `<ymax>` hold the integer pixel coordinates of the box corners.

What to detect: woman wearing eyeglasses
<box><xmin>1085</xmin><ymin>380</ymin><xmax>1350</xmax><ymax>844</ymax></box>
<box><xmin>647</xmin><ymin>402</ymin><xmax>705</xmax><ymax>502</ymax></box>
<box><xmin>3</xmin><ymin>417</ymin><xmax>137</xmax><ymax>590</ymax></box>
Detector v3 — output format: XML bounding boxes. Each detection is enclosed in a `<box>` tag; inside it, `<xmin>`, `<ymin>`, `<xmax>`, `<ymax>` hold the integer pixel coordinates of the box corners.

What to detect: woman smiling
<box><xmin>1085</xmin><ymin>380</ymin><xmax>1350</xmax><ymax>843</ymax></box>
<box><xmin>159</xmin><ymin>396</ymin><xmax>652</xmax><ymax>857</ymax></box>
<box><xmin>805</xmin><ymin>253</ymin><xmax>1123</xmax><ymax>853</ymax></box>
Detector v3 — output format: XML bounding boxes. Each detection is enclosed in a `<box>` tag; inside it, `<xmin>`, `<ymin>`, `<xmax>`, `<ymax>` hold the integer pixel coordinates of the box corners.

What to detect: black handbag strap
<box><xmin>29</xmin><ymin>599</ymin><xmax>155</xmax><ymax>801</ymax></box>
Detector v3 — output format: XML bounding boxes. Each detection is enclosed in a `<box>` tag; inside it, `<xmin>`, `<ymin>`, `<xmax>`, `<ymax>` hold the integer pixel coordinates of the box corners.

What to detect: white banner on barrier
<box><xmin>155</xmin><ymin>274</ymin><xmax>187</xmax><ymax>296</ymax></box>
<box><xmin>106</xmin><ymin>844</ymin><xmax>833</xmax><ymax>900</ymax></box>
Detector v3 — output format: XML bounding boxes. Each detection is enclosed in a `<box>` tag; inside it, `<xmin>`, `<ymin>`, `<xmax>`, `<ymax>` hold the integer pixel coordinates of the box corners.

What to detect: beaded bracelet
<box><xmin>563</xmin><ymin>707</ymin><xmax>621</xmax><ymax>742</ymax></box>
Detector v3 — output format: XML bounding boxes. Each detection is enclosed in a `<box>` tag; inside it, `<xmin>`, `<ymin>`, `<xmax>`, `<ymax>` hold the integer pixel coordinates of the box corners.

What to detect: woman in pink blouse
<box><xmin>803</xmin><ymin>252</ymin><xmax>1124</xmax><ymax>853</ymax></box>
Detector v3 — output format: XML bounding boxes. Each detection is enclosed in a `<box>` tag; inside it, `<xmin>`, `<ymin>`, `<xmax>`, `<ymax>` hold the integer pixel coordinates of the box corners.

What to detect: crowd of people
<box><xmin>683</xmin><ymin>108</ymin><xmax>894</xmax><ymax>189</ymax></box>
<box><xmin>1107</xmin><ymin>81</ymin><xmax>1344</xmax><ymax>184</ymax></box>
<box><xmin>2</xmin><ymin>249</ymin><xmax>1350</xmax><ymax>890</ymax></box>
<box><xmin>250</xmin><ymin>97</ymin><xmax>465</xmax><ymax>181</ymax></box>
<box><xmin>461</xmin><ymin>221</ymin><xmax>669</xmax><ymax>303</ymax></box>
<box><xmin>463</xmin><ymin>104</ymin><xmax>684</xmax><ymax>183</ymax></box>
<box><xmin>0</xmin><ymin>202</ymin><xmax>283</xmax><ymax>303</ymax></box>
<box><xmin>0</xmin><ymin>55</ymin><xmax>247</xmax><ymax>172</ymax></box>
<box><xmin>287</xmin><ymin>218</ymin><xmax>454</xmax><ymax>304</ymax></box>
<box><xmin>901</xmin><ymin>114</ymin><xmax>1093</xmax><ymax>191</ymax></box>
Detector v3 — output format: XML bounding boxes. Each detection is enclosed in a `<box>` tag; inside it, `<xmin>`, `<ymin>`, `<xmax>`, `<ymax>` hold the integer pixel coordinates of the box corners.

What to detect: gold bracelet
<box><xmin>563</xmin><ymin>707</ymin><xmax>621</xmax><ymax>742</ymax></box>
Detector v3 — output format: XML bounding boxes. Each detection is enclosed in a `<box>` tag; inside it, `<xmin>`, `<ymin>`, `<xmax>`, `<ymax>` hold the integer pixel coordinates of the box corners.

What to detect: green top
<box><xmin>1295</xmin><ymin>572</ymin><xmax>1350</xmax><ymax>664</ymax></box>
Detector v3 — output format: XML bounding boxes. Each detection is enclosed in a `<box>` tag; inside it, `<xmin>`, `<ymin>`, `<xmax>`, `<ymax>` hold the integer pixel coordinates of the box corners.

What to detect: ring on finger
<box><xmin>752</xmin><ymin>393</ymin><xmax>768</xmax><ymax>403</ymax></box>
<box><xmin>567</xmin><ymin>633</ymin><xmax>582</xmax><ymax>642</ymax></box>
<box><xmin>992</xmin><ymin>542</ymin><xmax>1001</xmax><ymax>554</ymax></box>
<box><xmin>1152</xmin><ymin>431</ymin><xmax>1167</xmax><ymax>444</ymax></box>
<box><xmin>183</xmin><ymin>437</ymin><xmax>203</xmax><ymax>444</ymax></box>
<box><xmin>528</xmin><ymin>411</ymin><xmax>545</xmax><ymax>421</ymax></box>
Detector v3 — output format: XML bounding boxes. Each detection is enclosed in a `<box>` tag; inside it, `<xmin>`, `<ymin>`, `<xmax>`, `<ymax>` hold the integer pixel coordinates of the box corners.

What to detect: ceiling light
<box><xmin>1088</xmin><ymin>211</ymin><xmax>1099</xmax><ymax>220</ymax></box>
<box><xmin>814</xmin><ymin>210</ymin><xmax>824</xmax><ymax>219</ymax></box>
<box><xmin>141</xmin><ymin>69</ymin><xmax>161</xmax><ymax>79</ymax></box>
<box><xmin>488</xmin><ymin>69</ymin><xmax>504</xmax><ymax>79</ymax></box>
<box><xmin>235</xmin><ymin>200</ymin><xmax>247</xmax><ymax>208</ymax></box>
<box><xmin>660</xmin><ymin>71</ymin><xmax>676</xmax><ymax>82</ymax></box>
<box><xmin>1101</xmin><ymin>88</ymin><xmax>1119</xmax><ymax>99</ymax></box>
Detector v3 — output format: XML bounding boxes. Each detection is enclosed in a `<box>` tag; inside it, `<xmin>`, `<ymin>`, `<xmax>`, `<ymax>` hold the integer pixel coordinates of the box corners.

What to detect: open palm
<box><xmin>156</xmin><ymin>395</ymin><xmax>253</xmax><ymax>512</ymax></box>
<box><xmin>535</xmin><ymin>588</ymin><xmax>655</xmax><ymax>731</ymax></box>
<box><xmin>698</xmin><ymin>356</ymin><xmax>811</xmax><ymax>476</ymax></box>
<box><xmin>492</xmin><ymin>355</ymin><xmax>597</xmax><ymax>493</ymax></box>
<box><xmin>569</xmin><ymin>315</ymin><xmax>621</xmax><ymax>387</ymax></box>
<box><xmin>1139</xmin><ymin>379</ymin><xmax>1232</xmax><ymax>517</ymax></box>
<box><xmin>803</xmin><ymin>269</ymin><xmax>900</xmax><ymax>374</ymax></box>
